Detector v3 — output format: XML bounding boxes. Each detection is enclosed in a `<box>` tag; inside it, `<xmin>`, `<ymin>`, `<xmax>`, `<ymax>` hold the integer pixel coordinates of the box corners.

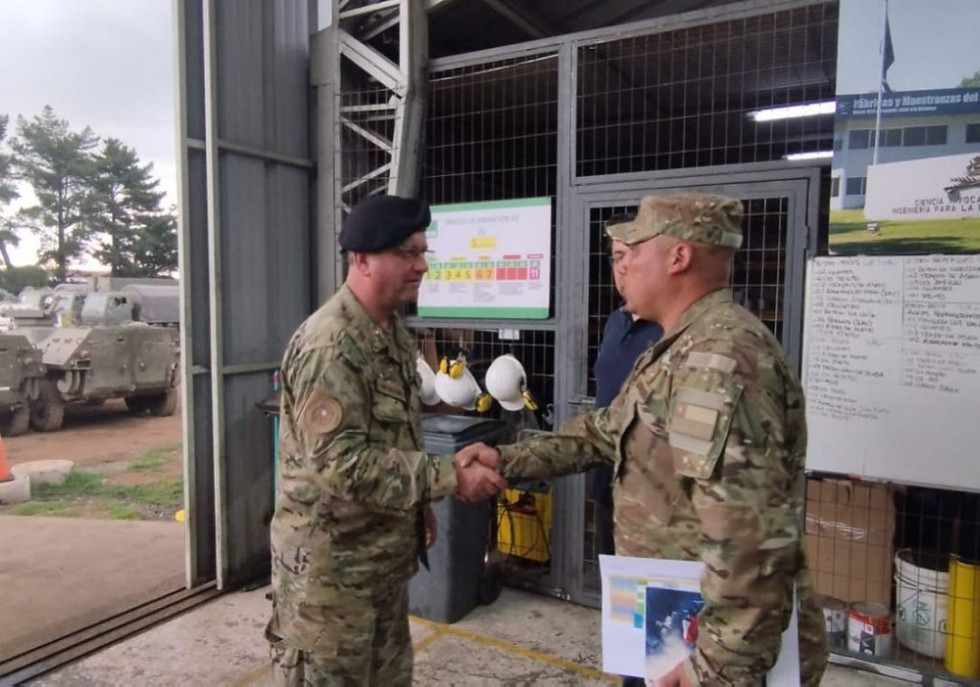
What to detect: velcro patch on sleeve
<box><xmin>303</xmin><ymin>390</ymin><xmax>344</xmax><ymax>435</ymax></box>
<box><xmin>670</xmin><ymin>402</ymin><xmax>719</xmax><ymax>442</ymax></box>
<box><xmin>683</xmin><ymin>351</ymin><xmax>737</xmax><ymax>374</ymax></box>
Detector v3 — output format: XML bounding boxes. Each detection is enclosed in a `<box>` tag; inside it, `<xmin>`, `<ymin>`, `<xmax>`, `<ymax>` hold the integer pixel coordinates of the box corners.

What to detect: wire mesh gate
<box><xmin>329</xmin><ymin>1</ymin><xmax>980</xmax><ymax>681</ymax></box>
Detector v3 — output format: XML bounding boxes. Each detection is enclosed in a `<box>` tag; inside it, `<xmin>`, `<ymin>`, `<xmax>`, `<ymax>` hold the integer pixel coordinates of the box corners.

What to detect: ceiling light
<box><xmin>783</xmin><ymin>150</ymin><xmax>834</xmax><ymax>161</ymax></box>
<box><xmin>750</xmin><ymin>101</ymin><xmax>836</xmax><ymax>122</ymax></box>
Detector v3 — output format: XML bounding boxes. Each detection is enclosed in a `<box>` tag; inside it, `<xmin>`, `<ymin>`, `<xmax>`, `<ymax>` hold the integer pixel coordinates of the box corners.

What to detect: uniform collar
<box><xmin>669</xmin><ymin>288</ymin><xmax>733</xmax><ymax>337</ymax></box>
<box><xmin>337</xmin><ymin>284</ymin><xmax>411</xmax><ymax>358</ymax></box>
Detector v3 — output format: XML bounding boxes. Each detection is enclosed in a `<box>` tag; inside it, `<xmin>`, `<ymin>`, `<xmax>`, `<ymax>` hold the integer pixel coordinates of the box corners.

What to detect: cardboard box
<box><xmin>804</xmin><ymin>478</ymin><xmax>895</xmax><ymax>606</ymax></box>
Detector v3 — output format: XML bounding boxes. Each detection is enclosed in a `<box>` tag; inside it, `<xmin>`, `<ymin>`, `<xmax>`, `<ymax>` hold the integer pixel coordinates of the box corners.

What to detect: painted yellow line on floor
<box><xmin>231</xmin><ymin>632</ymin><xmax>446</xmax><ymax>686</ymax></box>
<box><xmin>410</xmin><ymin>615</ymin><xmax>618</xmax><ymax>683</ymax></box>
<box><xmin>233</xmin><ymin>621</ymin><xmax>616</xmax><ymax>685</ymax></box>
<box><xmin>412</xmin><ymin>627</ymin><xmax>445</xmax><ymax>653</ymax></box>
<box><xmin>229</xmin><ymin>662</ymin><xmax>270</xmax><ymax>687</ymax></box>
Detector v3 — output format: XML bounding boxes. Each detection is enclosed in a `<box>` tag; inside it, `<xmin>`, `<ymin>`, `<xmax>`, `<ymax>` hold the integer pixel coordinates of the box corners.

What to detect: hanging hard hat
<box><xmin>435</xmin><ymin>363</ymin><xmax>482</xmax><ymax>410</ymax></box>
<box><xmin>416</xmin><ymin>353</ymin><xmax>440</xmax><ymax>407</ymax></box>
<box><xmin>485</xmin><ymin>354</ymin><xmax>527</xmax><ymax>412</ymax></box>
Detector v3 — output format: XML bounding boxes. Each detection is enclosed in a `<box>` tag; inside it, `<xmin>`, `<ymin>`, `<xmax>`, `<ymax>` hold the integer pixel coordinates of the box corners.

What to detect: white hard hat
<box><xmin>485</xmin><ymin>354</ymin><xmax>527</xmax><ymax>412</ymax></box>
<box><xmin>416</xmin><ymin>354</ymin><xmax>440</xmax><ymax>407</ymax></box>
<box><xmin>435</xmin><ymin>366</ymin><xmax>482</xmax><ymax>410</ymax></box>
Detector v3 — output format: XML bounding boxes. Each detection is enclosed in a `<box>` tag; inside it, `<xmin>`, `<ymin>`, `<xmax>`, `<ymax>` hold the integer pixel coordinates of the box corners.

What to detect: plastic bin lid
<box><xmin>421</xmin><ymin>413</ymin><xmax>505</xmax><ymax>444</ymax></box>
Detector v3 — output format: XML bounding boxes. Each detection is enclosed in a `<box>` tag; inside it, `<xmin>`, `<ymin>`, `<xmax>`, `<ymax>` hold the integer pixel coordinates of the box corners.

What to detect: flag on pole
<box><xmin>881</xmin><ymin>13</ymin><xmax>895</xmax><ymax>92</ymax></box>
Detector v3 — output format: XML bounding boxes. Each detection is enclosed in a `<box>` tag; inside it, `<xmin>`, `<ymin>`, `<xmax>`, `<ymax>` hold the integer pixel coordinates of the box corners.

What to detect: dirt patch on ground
<box><xmin>1</xmin><ymin>399</ymin><xmax>184</xmax><ymax>522</ymax></box>
<box><xmin>3</xmin><ymin>398</ymin><xmax>181</xmax><ymax>469</ymax></box>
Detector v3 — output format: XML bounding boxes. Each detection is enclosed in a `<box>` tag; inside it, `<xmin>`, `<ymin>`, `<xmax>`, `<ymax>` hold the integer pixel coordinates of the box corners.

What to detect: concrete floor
<box><xmin>0</xmin><ymin>516</ymin><xmax>184</xmax><ymax>663</ymax></box>
<box><xmin>30</xmin><ymin>586</ymin><xmax>913</xmax><ymax>687</ymax></box>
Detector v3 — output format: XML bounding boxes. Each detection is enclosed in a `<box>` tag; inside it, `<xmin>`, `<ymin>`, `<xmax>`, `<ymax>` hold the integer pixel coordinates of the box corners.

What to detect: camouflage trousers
<box><xmin>266</xmin><ymin>584</ymin><xmax>413</xmax><ymax>687</ymax></box>
<box><xmin>797</xmin><ymin>569</ymin><xmax>829</xmax><ymax>687</ymax></box>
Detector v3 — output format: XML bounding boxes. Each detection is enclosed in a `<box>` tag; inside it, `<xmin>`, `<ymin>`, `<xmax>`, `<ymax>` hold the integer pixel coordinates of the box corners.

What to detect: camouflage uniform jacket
<box><xmin>269</xmin><ymin>285</ymin><xmax>457</xmax><ymax>651</ymax></box>
<box><xmin>499</xmin><ymin>288</ymin><xmax>825</xmax><ymax>685</ymax></box>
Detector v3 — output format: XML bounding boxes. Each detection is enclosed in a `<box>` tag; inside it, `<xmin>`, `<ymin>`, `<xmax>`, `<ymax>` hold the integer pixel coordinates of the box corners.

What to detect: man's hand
<box><xmin>648</xmin><ymin>660</ymin><xmax>694</xmax><ymax>687</ymax></box>
<box><xmin>455</xmin><ymin>461</ymin><xmax>507</xmax><ymax>502</ymax></box>
<box><xmin>454</xmin><ymin>442</ymin><xmax>501</xmax><ymax>470</ymax></box>
<box><xmin>423</xmin><ymin>503</ymin><xmax>437</xmax><ymax>549</ymax></box>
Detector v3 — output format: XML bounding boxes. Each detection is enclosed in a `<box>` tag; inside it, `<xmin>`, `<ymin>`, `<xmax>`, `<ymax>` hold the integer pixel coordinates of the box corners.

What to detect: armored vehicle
<box><xmin>0</xmin><ymin>333</ymin><xmax>45</xmax><ymax>436</ymax></box>
<box><xmin>0</xmin><ymin>286</ymin><xmax>179</xmax><ymax>432</ymax></box>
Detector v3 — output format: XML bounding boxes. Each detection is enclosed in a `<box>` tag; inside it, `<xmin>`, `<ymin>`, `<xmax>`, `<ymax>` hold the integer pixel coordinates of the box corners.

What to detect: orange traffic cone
<box><xmin>0</xmin><ymin>432</ymin><xmax>11</xmax><ymax>482</ymax></box>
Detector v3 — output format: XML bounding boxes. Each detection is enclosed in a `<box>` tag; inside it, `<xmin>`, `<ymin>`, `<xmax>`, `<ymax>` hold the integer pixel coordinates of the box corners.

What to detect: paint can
<box><xmin>847</xmin><ymin>601</ymin><xmax>892</xmax><ymax>657</ymax></box>
<box><xmin>814</xmin><ymin>593</ymin><xmax>848</xmax><ymax>648</ymax></box>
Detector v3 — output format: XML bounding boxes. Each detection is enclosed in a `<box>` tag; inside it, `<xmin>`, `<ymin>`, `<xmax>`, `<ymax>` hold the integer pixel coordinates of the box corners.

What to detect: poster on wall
<box><xmin>418</xmin><ymin>197</ymin><xmax>552</xmax><ymax>319</ymax></box>
<box><xmin>830</xmin><ymin>0</ymin><xmax>980</xmax><ymax>255</ymax></box>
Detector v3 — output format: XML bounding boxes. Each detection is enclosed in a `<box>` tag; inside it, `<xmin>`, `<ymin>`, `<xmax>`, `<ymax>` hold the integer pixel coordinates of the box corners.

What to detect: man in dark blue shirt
<box><xmin>591</xmin><ymin>213</ymin><xmax>663</xmax><ymax>556</ymax></box>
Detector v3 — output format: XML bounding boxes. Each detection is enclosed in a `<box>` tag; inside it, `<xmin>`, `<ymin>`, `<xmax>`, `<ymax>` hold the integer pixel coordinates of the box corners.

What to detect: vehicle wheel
<box><xmin>147</xmin><ymin>388</ymin><xmax>178</xmax><ymax>417</ymax></box>
<box><xmin>1</xmin><ymin>405</ymin><xmax>31</xmax><ymax>437</ymax></box>
<box><xmin>30</xmin><ymin>381</ymin><xmax>65</xmax><ymax>432</ymax></box>
<box><xmin>125</xmin><ymin>396</ymin><xmax>149</xmax><ymax>414</ymax></box>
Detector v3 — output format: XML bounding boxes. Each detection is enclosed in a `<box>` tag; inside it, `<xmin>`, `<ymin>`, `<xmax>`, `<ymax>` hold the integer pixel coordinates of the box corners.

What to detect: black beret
<box><xmin>339</xmin><ymin>195</ymin><xmax>431</xmax><ymax>253</ymax></box>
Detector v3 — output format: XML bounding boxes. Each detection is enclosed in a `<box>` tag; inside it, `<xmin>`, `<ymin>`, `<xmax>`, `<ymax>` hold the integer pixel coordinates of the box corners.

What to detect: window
<box><xmin>968</xmin><ymin>123</ymin><xmax>980</xmax><ymax>144</ymax></box>
<box><xmin>925</xmin><ymin>125</ymin><xmax>947</xmax><ymax>145</ymax></box>
<box><xmin>845</xmin><ymin>177</ymin><xmax>866</xmax><ymax>196</ymax></box>
<box><xmin>881</xmin><ymin>129</ymin><xmax>903</xmax><ymax>147</ymax></box>
<box><xmin>904</xmin><ymin>127</ymin><xmax>926</xmax><ymax>146</ymax></box>
<box><xmin>848</xmin><ymin>129</ymin><xmax>872</xmax><ymax>149</ymax></box>
<box><xmin>831</xmin><ymin>177</ymin><xmax>841</xmax><ymax>198</ymax></box>
<box><xmin>904</xmin><ymin>125</ymin><xmax>947</xmax><ymax>147</ymax></box>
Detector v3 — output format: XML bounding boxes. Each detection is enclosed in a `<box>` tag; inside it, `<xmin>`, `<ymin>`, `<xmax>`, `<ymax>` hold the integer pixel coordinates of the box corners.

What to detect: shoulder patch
<box><xmin>684</xmin><ymin>351</ymin><xmax>737</xmax><ymax>374</ymax></box>
<box><xmin>303</xmin><ymin>390</ymin><xmax>344</xmax><ymax>435</ymax></box>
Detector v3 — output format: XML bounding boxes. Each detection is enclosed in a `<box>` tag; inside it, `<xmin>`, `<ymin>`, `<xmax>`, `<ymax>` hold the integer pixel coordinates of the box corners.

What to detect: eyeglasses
<box><xmin>389</xmin><ymin>247</ymin><xmax>433</xmax><ymax>262</ymax></box>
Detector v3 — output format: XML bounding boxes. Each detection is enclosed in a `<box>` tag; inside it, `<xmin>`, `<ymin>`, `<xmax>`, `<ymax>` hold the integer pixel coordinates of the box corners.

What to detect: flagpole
<box><xmin>873</xmin><ymin>0</ymin><xmax>889</xmax><ymax>166</ymax></box>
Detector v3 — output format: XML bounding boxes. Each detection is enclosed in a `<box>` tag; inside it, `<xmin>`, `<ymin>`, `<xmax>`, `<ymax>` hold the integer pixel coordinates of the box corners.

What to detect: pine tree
<box><xmin>130</xmin><ymin>211</ymin><xmax>178</xmax><ymax>277</ymax></box>
<box><xmin>12</xmin><ymin>106</ymin><xmax>98</xmax><ymax>282</ymax></box>
<box><xmin>0</xmin><ymin>115</ymin><xmax>20</xmax><ymax>269</ymax></box>
<box><xmin>86</xmin><ymin>138</ymin><xmax>165</xmax><ymax>275</ymax></box>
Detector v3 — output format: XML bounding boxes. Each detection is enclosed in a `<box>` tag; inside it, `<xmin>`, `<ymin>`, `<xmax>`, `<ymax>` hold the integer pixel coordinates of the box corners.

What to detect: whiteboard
<box><xmin>802</xmin><ymin>255</ymin><xmax>980</xmax><ymax>492</ymax></box>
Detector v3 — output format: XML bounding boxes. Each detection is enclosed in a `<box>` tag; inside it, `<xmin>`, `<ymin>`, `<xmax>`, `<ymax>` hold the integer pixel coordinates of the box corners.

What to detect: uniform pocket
<box><xmin>372</xmin><ymin>392</ymin><xmax>408</xmax><ymax>423</ymax></box>
<box><xmin>667</xmin><ymin>381</ymin><xmax>743</xmax><ymax>480</ymax></box>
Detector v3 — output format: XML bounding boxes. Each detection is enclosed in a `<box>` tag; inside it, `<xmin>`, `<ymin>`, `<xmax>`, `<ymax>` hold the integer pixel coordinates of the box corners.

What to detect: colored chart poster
<box><xmin>418</xmin><ymin>197</ymin><xmax>552</xmax><ymax>319</ymax></box>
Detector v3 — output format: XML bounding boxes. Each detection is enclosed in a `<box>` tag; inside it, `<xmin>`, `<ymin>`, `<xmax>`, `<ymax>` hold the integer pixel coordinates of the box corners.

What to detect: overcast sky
<box><xmin>837</xmin><ymin>0</ymin><xmax>980</xmax><ymax>94</ymax></box>
<box><xmin>0</xmin><ymin>0</ymin><xmax>175</xmax><ymax>267</ymax></box>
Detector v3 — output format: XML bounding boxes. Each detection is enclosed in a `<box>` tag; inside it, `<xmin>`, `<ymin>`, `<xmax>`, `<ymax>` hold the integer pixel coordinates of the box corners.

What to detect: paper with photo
<box><xmin>599</xmin><ymin>554</ymin><xmax>800</xmax><ymax>685</ymax></box>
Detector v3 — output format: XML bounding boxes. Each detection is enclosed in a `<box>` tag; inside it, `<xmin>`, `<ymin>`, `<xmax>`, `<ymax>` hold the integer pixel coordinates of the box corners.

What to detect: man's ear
<box><xmin>668</xmin><ymin>241</ymin><xmax>694</xmax><ymax>275</ymax></box>
<box><xmin>349</xmin><ymin>251</ymin><xmax>371</xmax><ymax>276</ymax></box>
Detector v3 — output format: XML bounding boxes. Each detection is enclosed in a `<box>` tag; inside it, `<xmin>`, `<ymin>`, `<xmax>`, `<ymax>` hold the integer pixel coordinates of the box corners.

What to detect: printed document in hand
<box><xmin>599</xmin><ymin>555</ymin><xmax>799</xmax><ymax>685</ymax></box>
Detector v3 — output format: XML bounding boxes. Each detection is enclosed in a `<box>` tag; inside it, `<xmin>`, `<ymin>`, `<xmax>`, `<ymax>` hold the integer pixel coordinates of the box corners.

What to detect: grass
<box><xmin>104</xmin><ymin>480</ymin><xmax>184</xmax><ymax>506</ymax></box>
<box><xmin>6</xmin><ymin>502</ymin><xmax>74</xmax><ymax>517</ymax></box>
<box><xmin>32</xmin><ymin>472</ymin><xmax>103</xmax><ymax>499</ymax></box>
<box><xmin>830</xmin><ymin>210</ymin><xmax>980</xmax><ymax>255</ymax></box>
<box><xmin>7</xmin><ymin>500</ymin><xmax>147</xmax><ymax>520</ymax></box>
<box><xmin>127</xmin><ymin>450</ymin><xmax>170</xmax><ymax>473</ymax></box>
<box><xmin>104</xmin><ymin>503</ymin><xmax>143</xmax><ymax>520</ymax></box>
<box><xmin>5</xmin><ymin>467</ymin><xmax>183</xmax><ymax>520</ymax></box>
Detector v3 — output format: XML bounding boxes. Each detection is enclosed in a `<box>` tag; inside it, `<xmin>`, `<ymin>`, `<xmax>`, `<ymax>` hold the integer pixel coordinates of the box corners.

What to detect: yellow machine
<box><xmin>496</xmin><ymin>483</ymin><xmax>552</xmax><ymax>564</ymax></box>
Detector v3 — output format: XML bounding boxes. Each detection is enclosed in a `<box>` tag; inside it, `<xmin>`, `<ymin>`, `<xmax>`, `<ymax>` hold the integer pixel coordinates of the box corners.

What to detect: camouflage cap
<box><xmin>606</xmin><ymin>193</ymin><xmax>744</xmax><ymax>249</ymax></box>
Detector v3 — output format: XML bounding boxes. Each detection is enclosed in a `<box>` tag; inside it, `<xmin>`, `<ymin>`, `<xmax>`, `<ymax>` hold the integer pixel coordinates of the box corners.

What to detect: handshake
<box><xmin>452</xmin><ymin>442</ymin><xmax>507</xmax><ymax>502</ymax></box>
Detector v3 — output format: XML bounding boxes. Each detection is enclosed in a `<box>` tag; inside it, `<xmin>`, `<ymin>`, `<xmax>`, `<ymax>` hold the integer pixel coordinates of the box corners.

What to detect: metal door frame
<box><xmin>553</xmin><ymin>165</ymin><xmax>822</xmax><ymax>608</ymax></box>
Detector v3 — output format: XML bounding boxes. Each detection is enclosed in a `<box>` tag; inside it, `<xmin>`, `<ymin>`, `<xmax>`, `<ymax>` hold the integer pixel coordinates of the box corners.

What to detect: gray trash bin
<box><xmin>408</xmin><ymin>414</ymin><xmax>507</xmax><ymax>624</ymax></box>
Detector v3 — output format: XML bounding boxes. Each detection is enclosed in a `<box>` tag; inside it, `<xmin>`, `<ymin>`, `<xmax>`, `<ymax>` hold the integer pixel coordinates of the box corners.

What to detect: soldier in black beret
<box><xmin>267</xmin><ymin>193</ymin><xmax>506</xmax><ymax>685</ymax></box>
<box><xmin>339</xmin><ymin>194</ymin><xmax>432</xmax><ymax>254</ymax></box>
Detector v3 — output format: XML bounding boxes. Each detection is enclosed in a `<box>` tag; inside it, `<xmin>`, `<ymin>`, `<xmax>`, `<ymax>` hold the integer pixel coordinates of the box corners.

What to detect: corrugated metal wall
<box><xmin>175</xmin><ymin>0</ymin><xmax>316</xmax><ymax>588</ymax></box>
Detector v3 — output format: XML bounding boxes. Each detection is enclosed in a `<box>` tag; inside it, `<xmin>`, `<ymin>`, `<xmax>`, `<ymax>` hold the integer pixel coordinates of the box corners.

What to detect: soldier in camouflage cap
<box><xmin>606</xmin><ymin>193</ymin><xmax>744</xmax><ymax>249</ymax></box>
<box><xmin>460</xmin><ymin>192</ymin><xmax>828</xmax><ymax>686</ymax></box>
<box><xmin>265</xmin><ymin>194</ymin><xmax>506</xmax><ymax>686</ymax></box>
